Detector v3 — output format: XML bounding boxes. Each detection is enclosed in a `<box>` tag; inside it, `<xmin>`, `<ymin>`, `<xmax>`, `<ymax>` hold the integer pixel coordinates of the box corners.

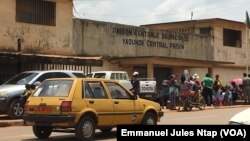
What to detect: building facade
<box><xmin>0</xmin><ymin>0</ymin><xmax>102</xmax><ymax>84</ymax></box>
<box><xmin>74</xmin><ymin>18</ymin><xmax>249</xmax><ymax>89</ymax></box>
<box><xmin>0</xmin><ymin>0</ymin><xmax>74</xmax><ymax>55</ymax></box>
<box><xmin>1</xmin><ymin>0</ymin><xmax>248</xmax><ymax>88</ymax></box>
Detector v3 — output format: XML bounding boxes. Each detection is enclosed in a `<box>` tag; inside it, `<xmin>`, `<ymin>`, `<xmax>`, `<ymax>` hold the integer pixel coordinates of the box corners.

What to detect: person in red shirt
<box><xmin>192</xmin><ymin>74</ymin><xmax>201</xmax><ymax>89</ymax></box>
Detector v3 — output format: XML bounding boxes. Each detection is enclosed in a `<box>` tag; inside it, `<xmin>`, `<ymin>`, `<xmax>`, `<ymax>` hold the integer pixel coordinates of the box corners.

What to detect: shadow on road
<box><xmin>21</xmin><ymin>131</ymin><xmax>117</xmax><ymax>141</ymax></box>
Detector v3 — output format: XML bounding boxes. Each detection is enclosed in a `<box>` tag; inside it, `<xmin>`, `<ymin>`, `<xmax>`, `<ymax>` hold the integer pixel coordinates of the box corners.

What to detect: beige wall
<box><xmin>213</xmin><ymin>67</ymin><xmax>244</xmax><ymax>86</ymax></box>
<box><xmin>0</xmin><ymin>0</ymin><xmax>74</xmax><ymax>55</ymax></box>
<box><xmin>213</xmin><ymin>20</ymin><xmax>247</xmax><ymax>65</ymax></box>
<box><xmin>74</xmin><ymin>19</ymin><xmax>214</xmax><ymax>61</ymax></box>
<box><xmin>143</xmin><ymin>19</ymin><xmax>249</xmax><ymax>68</ymax></box>
<box><xmin>75</xmin><ymin>19</ymin><xmax>249</xmax><ymax>81</ymax></box>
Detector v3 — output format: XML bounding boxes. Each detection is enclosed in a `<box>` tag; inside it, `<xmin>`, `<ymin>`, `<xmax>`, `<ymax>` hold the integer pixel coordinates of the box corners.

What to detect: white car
<box><xmin>0</xmin><ymin>70</ymin><xmax>86</xmax><ymax>119</ymax></box>
<box><xmin>229</xmin><ymin>108</ymin><xmax>250</xmax><ymax>125</ymax></box>
<box><xmin>90</xmin><ymin>71</ymin><xmax>133</xmax><ymax>90</ymax></box>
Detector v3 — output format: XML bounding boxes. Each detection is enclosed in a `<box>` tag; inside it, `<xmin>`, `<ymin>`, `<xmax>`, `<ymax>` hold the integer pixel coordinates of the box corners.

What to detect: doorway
<box><xmin>154</xmin><ymin>67</ymin><xmax>172</xmax><ymax>90</ymax></box>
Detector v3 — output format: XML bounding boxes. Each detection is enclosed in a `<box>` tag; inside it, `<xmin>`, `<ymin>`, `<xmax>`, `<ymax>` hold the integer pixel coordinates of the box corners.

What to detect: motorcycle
<box><xmin>178</xmin><ymin>90</ymin><xmax>206</xmax><ymax>111</ymax></box>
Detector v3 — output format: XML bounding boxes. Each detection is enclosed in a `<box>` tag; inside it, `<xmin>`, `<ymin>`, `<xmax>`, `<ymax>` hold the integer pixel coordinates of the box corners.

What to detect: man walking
<box><xmin>201</xmin><ymin>73</ymin><xmax>214</xmax><ymax>106</ymax></box>
<box><xmin>243</xmin><ymin>73</ymin><xmax>250</xmax><ymax>104</ymax></box>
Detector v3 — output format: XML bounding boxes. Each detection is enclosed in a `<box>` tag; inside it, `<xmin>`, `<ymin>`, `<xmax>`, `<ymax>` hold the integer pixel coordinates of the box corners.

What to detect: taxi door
<box><xmin>104</xmin><ymin>82</ymin><xmax>142</xmax><ymax>125</ymax></box>
<box><xmin>83</xmin><ymin>81</ymin><xmax>115</xmax><ymax>126</ymax></box>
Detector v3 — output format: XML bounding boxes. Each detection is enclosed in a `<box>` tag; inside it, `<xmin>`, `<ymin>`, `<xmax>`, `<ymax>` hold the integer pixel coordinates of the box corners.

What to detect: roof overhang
<box><xmin>106</xmin><ymin>56</ymin><xmax>234</xmax><ymax>68</ymax></box>
<box><xmin>0</xmin><ymin>52</ymin><xmax>103</xmax><ymax>66</ymax></box>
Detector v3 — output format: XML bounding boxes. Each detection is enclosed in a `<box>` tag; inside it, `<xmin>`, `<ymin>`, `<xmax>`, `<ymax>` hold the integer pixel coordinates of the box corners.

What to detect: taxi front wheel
<box><xmin>76</xmin><ymin>116</ymin><xmax>96</xmax><ymax>141</ymax></box>
<box><xmin>32</xmin><ymin>125</ymin><xmax>52</xmax><ymax>139</ymax></box>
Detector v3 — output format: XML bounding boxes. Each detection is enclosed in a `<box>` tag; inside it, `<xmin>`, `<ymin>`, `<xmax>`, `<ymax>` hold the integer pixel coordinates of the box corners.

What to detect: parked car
<box><xmin>229</xmin><ymin>108</ymin><xmax>250</xmax><ymax>125</ymax></box>
<box><xmin>138</xmin><ymin>78</ymin><xmax>158</xmax><ymax>101</ymax></box>
<box><xmin>90</xmin><ymin>71</ymin><xmax>133</xmax><ymax>90</ymax></box>
<box><xmin>22</xmin><ymin>78</ymin><xmax>163</xmax><ymax>141</ymax></box>
<box><xmin>0</xmin><ymin>70</ymin><xmax>86</xmax><ymax>119</ymax></box>
<box><xmin>90</xmin><ymin>71</ymin><xmax>158</xmax><ymax>101</ymax></box>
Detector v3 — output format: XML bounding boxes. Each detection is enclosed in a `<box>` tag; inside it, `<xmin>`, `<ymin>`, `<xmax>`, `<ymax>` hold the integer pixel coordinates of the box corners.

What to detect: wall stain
<box><xmin>4</xmin><ymin>25</ymin><xmax>31</xmax><ymax>44</ymax></box>
<box><xmin>34</xmin><ymin>28</ymin><xmax>55</xmax><ymax>50</ymax></box>
<box><xmin>4</xmin><ymin>25</ymin><xmax>70</xmax><ymax>53</ymax></box>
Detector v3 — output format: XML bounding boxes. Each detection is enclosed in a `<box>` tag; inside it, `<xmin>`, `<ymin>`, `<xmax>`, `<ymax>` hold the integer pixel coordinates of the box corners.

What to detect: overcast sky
<box><xmin>73</xmin><ymin>0</ymin><xmax>250</xmax><ymax>26</ymax></box>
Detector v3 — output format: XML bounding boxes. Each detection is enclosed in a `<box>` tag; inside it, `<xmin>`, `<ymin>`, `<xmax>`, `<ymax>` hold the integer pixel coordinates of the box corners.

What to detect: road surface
<box><xmin>0</xmin><ymin>106</ymin><xmax>249</xmax><ymax>141</ymax></box>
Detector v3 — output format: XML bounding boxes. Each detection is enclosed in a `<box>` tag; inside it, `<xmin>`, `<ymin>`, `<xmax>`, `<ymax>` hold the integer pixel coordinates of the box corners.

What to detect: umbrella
<box><xmin>230</xmin><ymin>78</ymin><xmax>243</xmax><ymax>85</ymax></box>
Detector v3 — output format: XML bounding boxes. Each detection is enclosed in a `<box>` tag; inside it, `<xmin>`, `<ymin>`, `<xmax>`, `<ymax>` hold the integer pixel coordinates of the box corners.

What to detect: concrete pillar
<box><xmin>208</xmin><ymin>67</ymin><xmax>213</xmax><ymax>77</ymax></box>
<box><xmin>147</xmin><ymin>63</ymin><xmax>154</xmax><ymax>78</ymax></box>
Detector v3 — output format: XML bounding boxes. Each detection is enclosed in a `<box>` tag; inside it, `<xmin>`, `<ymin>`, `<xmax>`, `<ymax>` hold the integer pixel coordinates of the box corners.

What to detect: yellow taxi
<box><xmin>23</xmin><ymin>78</ymin><xmax>163</xmax><ymax>141</ymax></box>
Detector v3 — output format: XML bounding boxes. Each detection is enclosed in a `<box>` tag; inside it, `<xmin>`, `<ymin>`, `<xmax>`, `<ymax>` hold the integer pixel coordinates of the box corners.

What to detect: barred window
<box><xmin>199</xmin><ymin>27</ymin><xmax>211</xmax><ymax>35</ymax></box>
<box><xmin>223</xmin><ymin>28</ymin><xmax>242</xmax><ymax>48</ymax></box>
<box><xmin>16</xmin><ymin>0</ymin><xmax>56</xmax><ymax>26</ymax></box>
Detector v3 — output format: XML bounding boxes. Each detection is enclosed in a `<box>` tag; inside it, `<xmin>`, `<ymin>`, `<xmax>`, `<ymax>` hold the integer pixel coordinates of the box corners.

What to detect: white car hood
<box><xmin>0</xmin><ymin>85</ymin><xmax>25</xmax><ymax>93</ymax></box>
<box><xmin>229</xmin><ymin>108</ymin><xmax>250</xmax><ymax>125</ymax></box>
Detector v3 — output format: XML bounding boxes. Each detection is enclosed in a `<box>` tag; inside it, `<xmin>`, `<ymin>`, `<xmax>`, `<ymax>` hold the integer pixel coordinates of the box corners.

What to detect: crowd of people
<box><xmin>158</xmin><ymin>72</ymin><xmax>250</xmax><ymax>110</ymax></box>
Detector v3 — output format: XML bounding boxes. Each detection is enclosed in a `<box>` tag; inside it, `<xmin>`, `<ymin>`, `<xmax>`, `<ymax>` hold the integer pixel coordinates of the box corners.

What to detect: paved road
<box><xmin>0</xmin><ymin>106</ymin><xmax>249</xmax><ymax>141</ymax></box>
<box><xmin>160</xmin><ymin>106</ymin><xmax>249</xmax><ymax>125</ymax></box>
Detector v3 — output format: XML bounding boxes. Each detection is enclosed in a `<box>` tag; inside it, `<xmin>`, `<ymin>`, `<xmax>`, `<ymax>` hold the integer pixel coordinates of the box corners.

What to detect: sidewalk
<box><xmin>0</xmin><ymin>114</ymin><xmax>24</xmax><ymax>127</ymax></box>
<box><xmin>0</xmin><ymin>104</ymin><xmax>250</xmax><ymax>127</ymax></box>
<box><xmin>162</xmin><ymin>104</ymin><xmax>250</xmax><ymax>113</ymax></box>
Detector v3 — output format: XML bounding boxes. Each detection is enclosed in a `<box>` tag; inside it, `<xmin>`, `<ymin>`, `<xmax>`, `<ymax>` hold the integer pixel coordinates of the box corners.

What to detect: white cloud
<box><xmin>74</xmin><ymin>1</ymin><xmax>114</xmax><ymax>20</ymax></box>
<box><xmin>73</xmin><ymin>0</ymin><xmax>250</xmax><ymax>25</ymax></box>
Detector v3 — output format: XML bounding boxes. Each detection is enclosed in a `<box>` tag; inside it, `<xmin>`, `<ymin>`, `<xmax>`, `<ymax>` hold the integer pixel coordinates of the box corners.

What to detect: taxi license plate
<box><xmin>35</xmin><ymin>106</ymin><xmax>52</xmax><ymax>112</ymax></box>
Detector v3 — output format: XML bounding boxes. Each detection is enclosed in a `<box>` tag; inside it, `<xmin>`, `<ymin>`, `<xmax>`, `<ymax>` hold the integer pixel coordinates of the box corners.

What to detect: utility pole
<box><xmin>191</xmin><ymin>11</ymin><xmax>193</xmax><ymax>20</ymax></box>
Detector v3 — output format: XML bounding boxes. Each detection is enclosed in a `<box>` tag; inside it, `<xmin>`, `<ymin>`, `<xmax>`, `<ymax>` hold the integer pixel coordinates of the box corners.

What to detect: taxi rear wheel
<box><xmin>32</xmin><ymin>125</ymin><xmax>53</xmax><ymax>139</ymax></box>
<box><xmin>141</xmin><ymin>112</ymin><xmax>157</xmax><ymax>125</ymax></box>
<box><xmin>75</xmin><ymin>116</ymin><xmax>96</xmax><ymax>141</ymax></box>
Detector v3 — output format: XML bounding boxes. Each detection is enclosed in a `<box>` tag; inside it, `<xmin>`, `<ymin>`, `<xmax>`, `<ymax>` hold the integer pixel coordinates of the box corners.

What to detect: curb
<box><xmin>162</xmin><ymin>104</ymin><xmax>250</xmax><ymax>113</ymax></box>
<box><xmin>0</xmin><ymin>120</ymin><xmax>24</xmax><ymax>127</ymax></box>
<box><xmin>1</xmin><ymin>105</ymin><xmax>250</xmax><ymax>127</ymax></box>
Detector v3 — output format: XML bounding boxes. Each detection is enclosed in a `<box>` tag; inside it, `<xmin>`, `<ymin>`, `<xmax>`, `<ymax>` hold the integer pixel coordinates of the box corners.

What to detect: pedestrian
<box><xmin>131</xmin><ymin>71</ymin><xmax>140</xmax><ymax>96</ymax></box>
<box><xmin>201</xmin><ymin>73</ymin><xmax>214</xmax><ymax>106</ymax></box>
<box><xmin>159</xmin><ymin>79</ymin><xmax>170</xmax><ymax>109</ymax></box>
<box><xmin>222</xmin><ymin>85</ymin><xmax>233</xmax><ymax>106</ymax></box>
<box><xmin>188</xmin><ymin>76</ymin><xmax>196</xmax><ymax>91</ymax></box>
<box><xmin>243</xmin><ymin>73</ymin><xmax>250</xmax><ymax>104</ymax></box>
<box><xmin>230</xmin><ymin>81</ymin><xmax>239</xmax><ymax>105</ymax></box>
<box><xmin>168</xmin><ymin>74</ymin><xmax>179</xmax><ymax>110</ymax></box>
<box><xmin>213</xmin><ymin>74</ymin><xmax>222</xmax><ymax>107</ymax></box>
<box><xmin>20</xmin><ymin>84</ymin><xmax>35</xmax><ymax>107</ymax></box>
<box><xmin>192</xmin><ymin>73</ymin><xmax>202</xmax><ymax>91</ymax></box>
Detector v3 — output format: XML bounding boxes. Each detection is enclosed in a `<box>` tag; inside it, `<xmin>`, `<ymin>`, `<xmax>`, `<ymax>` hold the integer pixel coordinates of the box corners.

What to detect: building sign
<box><xmin>113</xmin><ymin>27</ymin><xmax>189</xmax><ymax>49</ymax></box>
<box><xmin>75</xmin><ymin>19</ymin><xmax>212</xmax><ymax>60</ymax></box>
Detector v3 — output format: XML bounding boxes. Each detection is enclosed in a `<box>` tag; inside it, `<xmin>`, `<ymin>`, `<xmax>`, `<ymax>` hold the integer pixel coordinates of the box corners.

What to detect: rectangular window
<box><xmin>199</xmin><ymin>27</ymin><xmax>211</xmax><ymax>35</ymax></box>
<box><xmin>83</xmin><ymin>81</ymin><xmax>108</xmax><ymax>99</ymax></box>
<box><xmin>223</xmin><ymin>28</ymin><xmax>242</xmax><ymax>47</ymax></box>
<box><xmin>16</xmin><ymin>0</ymin><xmax>56</xmax><ymax>26</ymax></box>
<box><xmin>106</xmin><ymin>82</ymin><xmax>130</xmax><ymax>99</ymax></box>
<box><xmin>33</xmin><ymin>80</ymin><xmax>73</xmax><ymax>97</ymax></box>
